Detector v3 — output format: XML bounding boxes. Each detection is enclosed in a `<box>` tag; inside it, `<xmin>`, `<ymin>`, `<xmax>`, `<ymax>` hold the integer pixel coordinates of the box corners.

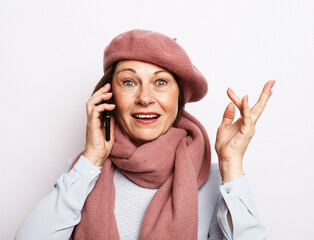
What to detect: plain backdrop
<box><xmin>1</xmin><ymin>0</ymin><xmax>313</xmax><ymax>239</ymax></box>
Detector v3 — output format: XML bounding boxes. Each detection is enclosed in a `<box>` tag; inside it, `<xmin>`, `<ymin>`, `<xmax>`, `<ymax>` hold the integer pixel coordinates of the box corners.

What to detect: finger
<box><xmin>90</xmin><ymin>103</ymin><xmax>115</xmax><ymax>121</ymax></box>
<box><xmin>221</xmin><ymin>102</ymin><xmax>236</xmax><ymax>126</ymax></box>
<box><xmin>92</xmin><ymin>92</ymin><xmax>113</xmax><ymax>106</ymax></box>
<box><xmin>89</xmin><ymin>83</ymin><xmax>111</xmax><ymax>104</ymax></box>
<box><xmin>251</xmin><ymin>80</ymin><xmax>275</xmax><ymax>123</ymax></box>
<box><xmin>242</xmin><ymin>95</ymin><xmax>252</xmax><ymax>128</ymax></box>
<box><xmin>86</xmin><ymin>92</ymin><xmax>113</xmax><ymax>116</ymax></box>
<box><xmin>252</xmin><ymin>80</ymin><xmax>274</xmax><ymax>112</ymax></box>
<box><xmin>91</xmin><ymin>83</ymin><xmax>111</xmax><ymax>98</ymax></box>
<box><xmin>227</xmin><ymin>88</ymin><xmax>242</xmax><ymax>110</ymax></box>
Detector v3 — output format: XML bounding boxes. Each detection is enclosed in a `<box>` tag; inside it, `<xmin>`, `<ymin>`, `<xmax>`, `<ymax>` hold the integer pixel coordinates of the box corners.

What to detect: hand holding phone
<box><xmin>84</xmin><ymin>83</ymin><xmax>115</xmax><ymax>167</ymax></box>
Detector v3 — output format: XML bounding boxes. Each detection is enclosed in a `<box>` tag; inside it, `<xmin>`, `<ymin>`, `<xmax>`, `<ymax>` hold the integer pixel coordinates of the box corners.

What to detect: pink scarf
<box><xmin>70</xmin><ymin>110</ymin><xmax>211</xmax><ymax>239</ymax></box>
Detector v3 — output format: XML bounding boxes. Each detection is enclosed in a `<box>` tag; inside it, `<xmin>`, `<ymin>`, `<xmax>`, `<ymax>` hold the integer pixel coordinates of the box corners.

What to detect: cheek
<box><xmin>160</xmin><ymin>91</ymin><xmax>179</xmax><ymax>118</ymax></box>
<box><xmin>112</xmin><ymin>89</ymin><xmax>131</xmax><ymax>120</ymax></box>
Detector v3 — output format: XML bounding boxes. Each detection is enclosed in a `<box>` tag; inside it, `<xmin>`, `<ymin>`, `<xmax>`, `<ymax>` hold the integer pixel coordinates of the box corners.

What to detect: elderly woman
<box><xmin>16</xmin><ymin>29</ymin><xmax>274</xmax><ymax>240</ymax></box>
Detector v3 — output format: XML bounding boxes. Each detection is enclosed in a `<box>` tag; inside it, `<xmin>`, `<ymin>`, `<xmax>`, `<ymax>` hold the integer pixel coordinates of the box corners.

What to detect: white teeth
<box><xmin>134</xmin><ymin>114</ymin><xmax>159</xmax><ymax>119</ymax></box>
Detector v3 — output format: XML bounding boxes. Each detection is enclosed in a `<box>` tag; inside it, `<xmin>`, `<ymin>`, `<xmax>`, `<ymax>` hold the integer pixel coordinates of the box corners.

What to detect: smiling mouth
<box><xmin>132</xmin><ymin>114</ymin><xmax>160</xmax><ymax>119</ymax></box>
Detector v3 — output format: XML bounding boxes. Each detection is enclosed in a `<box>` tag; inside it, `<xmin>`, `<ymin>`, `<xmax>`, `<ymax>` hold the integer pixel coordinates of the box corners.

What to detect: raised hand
<box><xmin>215</xmin><ymin>80</ymin><xmax>275</xmax><ymax>182</ymax></box>
<box><xmin>83</xmin><ymin>83</ymin><xmax>116</xmax><ymax>167</ymax></box>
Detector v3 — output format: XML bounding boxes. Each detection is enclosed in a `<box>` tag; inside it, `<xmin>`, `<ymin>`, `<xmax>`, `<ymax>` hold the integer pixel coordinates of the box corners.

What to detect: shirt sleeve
<box><xmin>216</xmin><ymin>175</ymin><xmax>267</xmax><ymax>240</ymax></box>
<box><xmin>15</xmin><ymin>155</ymin><xmax>101</xmax><ymax>240</ymax></box>
<box><xmin>208</xmin><ymin>194</ymin><xmax>227</xmax><ymax>240</ymax></box>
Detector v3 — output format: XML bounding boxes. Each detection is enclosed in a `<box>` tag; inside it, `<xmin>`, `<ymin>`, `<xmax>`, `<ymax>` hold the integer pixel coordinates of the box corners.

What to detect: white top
<box><xmin>15</xmin><ymin>155</ymin><xmax>267</xmax><ymax>240</ymax></box>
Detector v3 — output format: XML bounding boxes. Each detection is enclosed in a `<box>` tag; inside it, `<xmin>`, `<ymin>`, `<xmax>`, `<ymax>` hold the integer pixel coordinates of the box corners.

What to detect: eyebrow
<box><xmin>116</xmin><ymin>68</ymin><xmax>171</xmax><ymax>76</ymax></box>
<box><xmin>154</xmin><ymin>70</ymin><xmax>170</xmax><ymax>75</ymax></box>
<box><xmin>116</xmin><ymin>68</ymin><xmax>136</xmax><ymax>76</ymax></box>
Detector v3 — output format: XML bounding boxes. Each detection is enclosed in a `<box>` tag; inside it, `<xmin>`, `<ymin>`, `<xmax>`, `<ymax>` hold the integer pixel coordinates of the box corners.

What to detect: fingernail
<box><xmin>271</xmin><ymin>80</ymin><xmax>276</xmax><ymax>87</ymax></box>
<box><xmin>228</xmin><ymin>88</ymin><xmax>235</xmax><ymax>94</ymax></box>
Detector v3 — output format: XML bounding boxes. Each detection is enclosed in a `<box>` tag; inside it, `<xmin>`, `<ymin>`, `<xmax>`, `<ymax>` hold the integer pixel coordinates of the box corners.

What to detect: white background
<box><xmin>1</xmin><ymin>0</ymin><xmax>313</xmax><ymax>239</ymax></box>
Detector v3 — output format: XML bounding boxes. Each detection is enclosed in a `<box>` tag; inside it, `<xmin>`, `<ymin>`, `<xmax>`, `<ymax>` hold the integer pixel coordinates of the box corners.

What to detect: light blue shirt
<box><xmin>15</xmin><ymin>156</ymin><xmax>267</xmax><ymax>239</ymax></box>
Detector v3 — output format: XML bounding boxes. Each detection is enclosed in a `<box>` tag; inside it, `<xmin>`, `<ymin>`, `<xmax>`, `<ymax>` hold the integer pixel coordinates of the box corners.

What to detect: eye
<box><xmin>156</xmin><ymin>79</ymin><xmax>167</xmax><ymax>86</ymax></box>
<box><xmin>123</xmin><ymin>80</ymin><xmax>135</xmax><ymax>87</ymax></box>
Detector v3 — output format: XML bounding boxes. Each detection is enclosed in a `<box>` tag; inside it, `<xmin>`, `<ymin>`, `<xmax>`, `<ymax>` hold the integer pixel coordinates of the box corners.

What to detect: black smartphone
<box><xmin>101</xmin><ymin>89</ymin><xmax>114</xmax><ymax>142</ymax></box>
<box><xmin>104</xmin><ymin>102</ymin><xmax>111</xmax><ymax>141</ymax></box>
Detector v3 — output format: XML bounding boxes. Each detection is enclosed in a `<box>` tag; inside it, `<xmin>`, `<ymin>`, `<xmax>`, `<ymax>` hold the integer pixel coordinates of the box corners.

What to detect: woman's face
<box><xmin>112</xmin><ymin>60</ymin><xmax>180</xmax><ymax>143</ymax></box>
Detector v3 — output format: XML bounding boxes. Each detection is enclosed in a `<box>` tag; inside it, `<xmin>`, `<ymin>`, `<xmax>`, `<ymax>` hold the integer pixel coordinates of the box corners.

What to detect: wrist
<box><xmin>83</xmin><ymin>151</ymin><xmax>106</xmax><ymax>167</ymax></box>
<box><xmin>219</xmin><ymin>160</ymin><xmax>244</xmax><ymax>183</ymax></box>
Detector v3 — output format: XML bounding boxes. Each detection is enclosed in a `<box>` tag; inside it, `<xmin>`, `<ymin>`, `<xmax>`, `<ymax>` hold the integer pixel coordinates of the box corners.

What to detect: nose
<box><xmin>135</xmin><ymin>85</ymin><xmax>155</xmax><ymax>106</ymax></box>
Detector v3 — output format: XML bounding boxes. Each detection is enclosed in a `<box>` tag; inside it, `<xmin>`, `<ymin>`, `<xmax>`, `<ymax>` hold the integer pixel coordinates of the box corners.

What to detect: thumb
<box><xmin>221</xmin><ymin>102</ymin><xmax>235</xmax><ymax>126</ymax></box>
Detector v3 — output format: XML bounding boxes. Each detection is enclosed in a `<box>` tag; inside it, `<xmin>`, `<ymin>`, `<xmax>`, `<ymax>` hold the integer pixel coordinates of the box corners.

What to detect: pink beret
<box><xmin>103</xmin><ymin>29</ymin><xmax>208</xmax><ymax>103</ymax></box>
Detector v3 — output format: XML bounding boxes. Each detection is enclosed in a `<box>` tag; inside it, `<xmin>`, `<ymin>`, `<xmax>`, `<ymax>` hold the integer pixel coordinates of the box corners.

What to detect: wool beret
<box><xmin>103</xmin><ymin>29</ymin><xmax>208</xmax><ymax>103</ymax></box>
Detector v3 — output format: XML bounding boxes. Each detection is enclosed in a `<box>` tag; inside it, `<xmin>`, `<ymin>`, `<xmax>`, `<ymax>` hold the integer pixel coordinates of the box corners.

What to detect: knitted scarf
<box><xmin>70</xmin><ymin>110</ymin><xmax>211</xmax><ymax>239</ymax></box>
